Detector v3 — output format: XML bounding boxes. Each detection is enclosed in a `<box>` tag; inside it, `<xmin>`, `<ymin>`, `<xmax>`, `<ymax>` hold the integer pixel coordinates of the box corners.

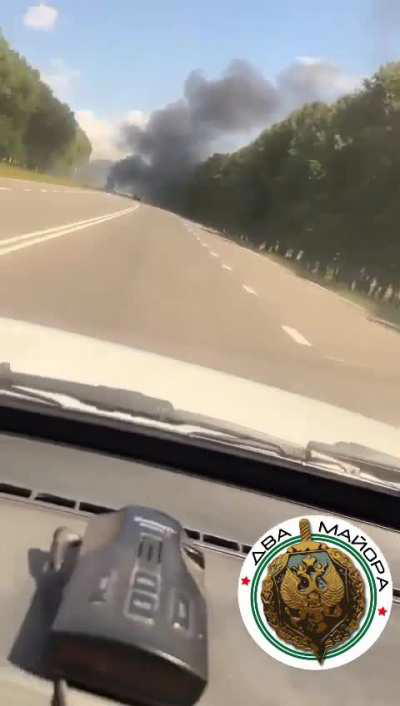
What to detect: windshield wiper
<box><xmin>0</xmin><ymin>361</ymin><xmax>175</xmax><ymax>419</ymax></box>
<box><xmin>0</xmin><ymin>362</ymin><xmax>297</xmax><ymax>459</ymax></box>
<box><xmin>2</xmin><ymin>363</ymin><xmax>399</xmax><ymax>492</ymax></box>
<box><xmin>3</xmin><ymin>363</ymin><xmax>400</xmax><ymax>486</ymax></box>
<box><xmin>306</xmin><ymin>441</ymin><xmax>400</xmax><ymax>495</ymax></box>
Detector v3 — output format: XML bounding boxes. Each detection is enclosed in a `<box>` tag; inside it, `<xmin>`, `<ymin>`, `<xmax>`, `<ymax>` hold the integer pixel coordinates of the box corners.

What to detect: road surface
<box><xmin>1</xmin><ymin>176</ymin><xmax>400</xmax><ymax>427</ymax></box>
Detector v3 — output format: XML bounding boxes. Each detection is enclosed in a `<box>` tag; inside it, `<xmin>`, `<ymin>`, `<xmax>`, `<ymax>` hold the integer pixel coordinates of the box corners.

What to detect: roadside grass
<box><xmin>263</xmin><ymin>250</ymin><xmax>400</xmax><ymax>331</ymax></box>
<box><xmin>369</xmin><ymin>300</ymin><xmax>400</xmax><ymax>329</ymax></box>
<box><xmin>0</xmin><ymin>163</ymin><xmax>82</xmax><ymax>187</ymax></box>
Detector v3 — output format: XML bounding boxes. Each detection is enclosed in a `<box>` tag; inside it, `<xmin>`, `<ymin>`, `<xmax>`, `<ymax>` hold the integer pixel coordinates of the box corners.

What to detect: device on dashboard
<box><xmin>48</xmin><ymin>506</ymin><xmax>208</xmax><ymax>706</ymax></box>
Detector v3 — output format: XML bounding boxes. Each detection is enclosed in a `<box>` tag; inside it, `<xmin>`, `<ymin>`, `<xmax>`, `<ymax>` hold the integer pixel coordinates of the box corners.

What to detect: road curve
<box><xmin>1</xmin><ymin>176</ymin><xmax>400</xmax><ymax>427</ymax></box>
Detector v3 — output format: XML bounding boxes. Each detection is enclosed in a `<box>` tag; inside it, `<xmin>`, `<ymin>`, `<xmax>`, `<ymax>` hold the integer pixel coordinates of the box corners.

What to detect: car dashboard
<box><xmin>0</xmin><ymin>431</ymin><xmax>399</xmax><ymax>706</ymax></box>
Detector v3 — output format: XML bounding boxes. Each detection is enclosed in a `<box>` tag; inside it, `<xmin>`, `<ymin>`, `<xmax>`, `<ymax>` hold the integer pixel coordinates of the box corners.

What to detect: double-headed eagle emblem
<box><xmin>261</xmin><ymin>519</ymin><xmax>366</xmax><ymax>663</ymax></box>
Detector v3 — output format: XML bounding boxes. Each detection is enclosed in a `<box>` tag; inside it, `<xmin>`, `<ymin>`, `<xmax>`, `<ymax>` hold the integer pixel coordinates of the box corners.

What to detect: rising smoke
<box><xmin>112</xmin><ymin>58</ymin><xmax>360</xmax><ymax>205</ymax></box>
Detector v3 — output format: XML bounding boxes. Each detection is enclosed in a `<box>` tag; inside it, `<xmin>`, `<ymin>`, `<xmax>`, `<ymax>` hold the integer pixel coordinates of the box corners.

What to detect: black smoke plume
<box><xmin>112</xmin><ymin>58</ymin><xmax>359</xmax><ymax>206</ymax></box>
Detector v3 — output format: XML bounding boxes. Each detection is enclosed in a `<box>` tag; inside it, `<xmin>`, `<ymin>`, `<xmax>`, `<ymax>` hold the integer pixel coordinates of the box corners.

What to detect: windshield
<box><xmin>1</xmin><ymin>1</ymin><xmax>400</xmax><ymax>461</ymax></box>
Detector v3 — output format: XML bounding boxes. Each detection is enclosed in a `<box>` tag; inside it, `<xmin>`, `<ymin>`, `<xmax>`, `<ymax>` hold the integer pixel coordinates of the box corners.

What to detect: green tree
<box><xmin>182</xmin><ymin>60</ymin><xmax>400</xmax><ymax>299</ymax></box>
<box><xmin>0</xmin><ymin>31</ymin><xmax>91</xmax><ymax>173</ymax></box>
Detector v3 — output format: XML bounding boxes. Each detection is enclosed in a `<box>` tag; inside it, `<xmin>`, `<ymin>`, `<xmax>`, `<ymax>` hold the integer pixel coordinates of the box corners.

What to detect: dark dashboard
<box><xmin>0</xmin><ymin>429</ymin><xmax>398</xmax><ymax>706</ymax></box>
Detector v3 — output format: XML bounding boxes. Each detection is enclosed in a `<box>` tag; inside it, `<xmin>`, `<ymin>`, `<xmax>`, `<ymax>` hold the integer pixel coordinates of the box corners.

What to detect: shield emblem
<box><xmin>261</xmin><ymin>519</ymin><xmax>366</xmax><ymax>663</ymax></box>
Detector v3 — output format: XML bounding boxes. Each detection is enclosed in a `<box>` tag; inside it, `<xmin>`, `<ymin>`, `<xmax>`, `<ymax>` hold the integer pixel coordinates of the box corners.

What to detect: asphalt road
<box><xmin>1</xmin><ymin>176</ymin><xmax>400</xmax><ymax>427</ymax></box>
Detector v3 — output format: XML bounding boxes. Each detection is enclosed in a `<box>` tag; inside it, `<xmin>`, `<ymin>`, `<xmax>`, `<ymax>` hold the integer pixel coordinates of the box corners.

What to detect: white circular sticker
<box><xmin>238</xmin><ymin>515</ymin><xmax>392</xmax><ymax>670</ymax></box>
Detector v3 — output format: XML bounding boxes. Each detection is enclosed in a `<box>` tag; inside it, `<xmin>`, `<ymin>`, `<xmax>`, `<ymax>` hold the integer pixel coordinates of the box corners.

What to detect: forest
<box><xmin>0</xmin><ymin>32</ymin><xmax>91</xmax><ymax>175</ymax></box>
<box><xmin>183</xmin><ymin>62</ymin><xmax>400</xmax><ymax>306</ymax></box>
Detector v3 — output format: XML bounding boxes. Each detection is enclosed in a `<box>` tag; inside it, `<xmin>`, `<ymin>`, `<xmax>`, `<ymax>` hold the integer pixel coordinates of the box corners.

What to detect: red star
<box><xmin>241</xmin><ymin>576</ymin><xmax>251</xmax><ymax>586</ymax></box>
<box><xmin>378</xmin><ymin>607</ymin><xmax>387</xmax><ymax>616</ymax></box>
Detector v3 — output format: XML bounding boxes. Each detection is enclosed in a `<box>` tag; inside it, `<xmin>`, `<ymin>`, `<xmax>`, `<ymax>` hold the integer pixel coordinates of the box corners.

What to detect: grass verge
<box><xmin>0</xmin><ymin>163</ymin><xmax>81</xmax><ymax>187</ymax></box>
<box><xmin>264</xmin><ymin>251</ymin><xmax>400</xmax><ymax>332</ymax></box>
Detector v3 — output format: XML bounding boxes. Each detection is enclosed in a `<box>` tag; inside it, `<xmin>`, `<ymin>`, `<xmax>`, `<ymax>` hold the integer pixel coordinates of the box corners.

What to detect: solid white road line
<box><xmin>0</xmin><ymin>204</ymin><xmax>139</xmax><ymax>257</ymax></box>
<box><xmin>221</xmin><ymin>264</ymin><xmax>233</xmax><ymax>272</ymax></box>
<box><xmin>242</xmin><ymin>284</ymin><xmax>258</xmax><ymax>296</ymax></box>
<box><xmin>282</xmin><ymin>325</ymin><xmax>312</xmax><ymax>347</ymax></box>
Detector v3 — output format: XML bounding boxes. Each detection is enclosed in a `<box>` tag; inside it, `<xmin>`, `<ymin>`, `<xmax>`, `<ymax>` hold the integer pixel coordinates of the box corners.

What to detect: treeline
<box><xmin>183</xmin><ymin>62</ymin><xmax>400</xmax><ymax>305</ymax></box>
<box><xmin>0</xmin><ymin>33</ymin><xmax>91</xmax><ymax>174</ymax></box>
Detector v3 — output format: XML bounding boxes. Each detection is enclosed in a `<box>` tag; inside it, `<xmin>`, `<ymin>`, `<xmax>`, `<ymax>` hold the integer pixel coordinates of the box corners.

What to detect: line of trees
<box><xmin>182</xmin><ymin>62</ymin><xmax>400</xmax><ymax>306</ymax></box>
<box><xmin>0</xmin><ymin>32</ymin><xmax>91</xmax><ymax>175</ymax></box>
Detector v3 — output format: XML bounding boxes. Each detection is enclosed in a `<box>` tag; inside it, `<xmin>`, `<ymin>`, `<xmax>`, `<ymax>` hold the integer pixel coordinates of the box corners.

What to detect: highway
<box><xmin>1</xmin><ymin>176</ymin><xmax>400</xmax><ymax>427</ymax></box>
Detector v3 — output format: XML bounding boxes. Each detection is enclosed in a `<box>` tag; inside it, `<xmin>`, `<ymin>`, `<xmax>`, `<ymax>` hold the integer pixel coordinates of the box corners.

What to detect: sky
<box><xmin>1</xmin><ymin>1</ymin><xmax>400</xmax><ymax>161</ymax></box>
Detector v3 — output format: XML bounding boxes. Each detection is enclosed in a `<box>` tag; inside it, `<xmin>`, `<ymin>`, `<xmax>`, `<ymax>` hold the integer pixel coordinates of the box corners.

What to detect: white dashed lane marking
<box><xmin>209</xmin><ymin>251</ymin><xmax>219</xmax><ymax>258</ymax></box>
<box><xmin>242</xmin><ymin>284</ymin><xmax>258</xmax><ymax>296</ymax></box>
<box><xmin>0</xmin><ymin>187</ymin><xmax>11</xmax><ymax>191</ymax></box>
<box><xmin>221</xmin><ymin>264</ymin><xmax>233</xmax><ymax>272</ymax></box>
<box><xmin>281</xmin><ymin>325</ymin><xmax>312</xmax><ymax>347</ymax></box>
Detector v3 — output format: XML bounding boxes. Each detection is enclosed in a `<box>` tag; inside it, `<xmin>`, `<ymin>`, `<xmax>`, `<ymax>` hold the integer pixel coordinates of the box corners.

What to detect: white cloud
<box><xmin>23</xmin><ymin>3</ymin><xmax>58</xmax><ymax>31</ymax></box>
<box><xmin>294</xmin><ymin>57</ymin><xmax>362</xmax><ymax>93</ymax></box>
<box><xmin>330</xmin><ymin>72</ymin><xmax>363</xmax><ymax>96</ymax></box>
<box><xmin>126</xmin><ymin>110</ymin><xmax>148</xmax><ymax>126</ymax></box>
<box><xmin>278</xmin><ymin>58</ymin><xmax>363</xmax><ymax>109</ymax></box>
<box><xmin>41</xmin><ymin>59</ymin><xmax>80</xmax><ymax>101</ymax></box>
<box><xmin>295</xmin><ymin>56</ymin><xmax>323</xmax><ymax>66</ymax></box>
<box><xmin>76</xmin><ymin>109</ymin><xmax>148</xmax><ymax>161</ymax></box>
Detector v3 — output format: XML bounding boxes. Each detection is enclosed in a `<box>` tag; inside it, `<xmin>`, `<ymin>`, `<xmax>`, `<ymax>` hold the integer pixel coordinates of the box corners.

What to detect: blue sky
<box><xmin>1</xmin><ymin>1</ymin><xmax>400</xmax><ymax>158</ymax></box>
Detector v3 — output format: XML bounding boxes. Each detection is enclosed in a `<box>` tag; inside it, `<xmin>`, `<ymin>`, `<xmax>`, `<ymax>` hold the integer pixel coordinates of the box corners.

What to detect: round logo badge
<box><xmin>238</xmin><ymin>515</ymin><xmax>392</xmax><ymax>670</ymax></box>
